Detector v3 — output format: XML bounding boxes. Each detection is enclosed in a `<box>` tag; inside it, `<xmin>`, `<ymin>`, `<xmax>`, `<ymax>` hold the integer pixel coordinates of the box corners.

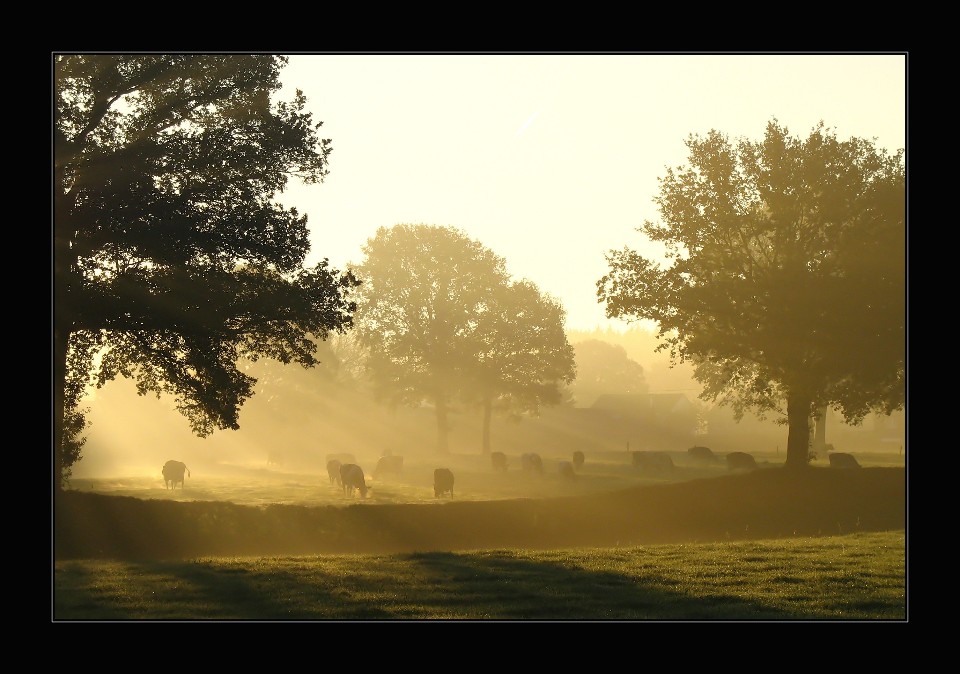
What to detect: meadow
<box><xmin>54</xmin><ymin>448</ymin><xmax>907</xmax><ymax>621</ymax></box>
<box><xmin>54</xmin><ymin>531</ymin><xmax>905</xmax><ymax>620</ymax></box>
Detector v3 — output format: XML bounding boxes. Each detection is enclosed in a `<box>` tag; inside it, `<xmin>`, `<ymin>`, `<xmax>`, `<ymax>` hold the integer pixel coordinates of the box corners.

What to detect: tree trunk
<box><xmin>481</xmin><ymin>397</ymin><xmax>492</xmax><ymax>455</ymax></box>
<box><xmin>812</xmin><ymin>404</ymin><xmax>827</xmax><ymax>451</ymax></box>
<box><xmin>53</xmin><ymin>326</ymin><xmax>70</xmax><ymax>493</ymax></box>
<box><xmin>435</xmin><ymin>396</ymin><xmax>450</xmax><ymax>454</ymax></box>
<box><xmin>786</xmin><ymin>391</ymin><xmax>813</xmax><ymax>470</ymax></box>
<box><xmin>53</xmin><ymin>197</ymin><xmax>74</xmax><ymax>494</ymax></box>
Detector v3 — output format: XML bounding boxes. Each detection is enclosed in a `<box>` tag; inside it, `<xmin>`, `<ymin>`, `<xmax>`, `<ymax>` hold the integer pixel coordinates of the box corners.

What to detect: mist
<box><xmin>69</xmin><ymin>327</ymin><xmax>905</xmax><ymax>508</ymax></box>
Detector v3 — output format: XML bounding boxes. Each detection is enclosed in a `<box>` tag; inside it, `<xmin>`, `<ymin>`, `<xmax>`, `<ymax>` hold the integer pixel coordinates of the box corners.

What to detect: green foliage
<box><xmin>353</xmin><ymin>224</ymin><xmax>575</xmax><ymax>452</ymax></box>
<box><xmin>598</xmin><ymin>120</ymin><xmax>905</xmax><ymax>467</ymax></box>
<box><xmin>54</xmin><ymin>55</ymin><xmax>359</xmax><ymax>485</ymax></box>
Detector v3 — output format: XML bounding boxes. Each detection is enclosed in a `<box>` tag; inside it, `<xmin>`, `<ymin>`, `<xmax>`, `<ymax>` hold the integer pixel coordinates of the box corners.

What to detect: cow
<box><xmin>374</xmin><ymin>455</ymin><xmax>404</xmax><ymax>478</ymax></box>
<box><xmin>829</xmin><ymin>452</ymin><xmax>862</xmax><ymax>469</ymax></box>
<box><xmin>726</xmin><ymin>451</ymin><xmax>757</xmax><ymax>471</ymax></box>
<box><xmin>491</xmin><ymin>451</ymin><xmax>508</xmax><ymax>472</ymax></box>
<box><xmin>326</xmin><ymin>459</ymin><xmax>342</xmax><ymax>486</ymax></box>
<box><xmin>340</xmin><ymin>463</ymin><xmax>369</xmax><ymax>497</ymax></box>
<box><xmin>434</xmin><ymin>468</ymin><xmax>455</xmax><ymax>498</ymax></box>
<box><xmin>162</xmin><ymin>460</ymin><xmax>190</xmax><ymax>490</ymax></box>
<box><xmin>521</xmin><ymin>452</ymin><xmax>543</xmax><ymax>475</ymax></box>
<box><xmin>572</xmin><ymin>451</ymin><xmax>585</xmax><ymax>471</ymax></box>
<box><xmin>632</xmin><ymin>451</ymin><xmax>674</xmax><ymax>474</ymax></box>
<box><xmin>688</xmin><ymin>445</ymin><xmax>719</xmax><ymax>463</ymax></box>
<box><xmin>558</xmin><ymin>461</ymin><xmax>577</xmax><ymax>481</ymax></box>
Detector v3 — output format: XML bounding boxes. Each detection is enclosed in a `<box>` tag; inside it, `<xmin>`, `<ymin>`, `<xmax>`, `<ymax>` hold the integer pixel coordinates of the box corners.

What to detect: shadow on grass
<box><xmin>55</xmin><ymin>551</ymin><xmax>800</xmax><ymax>621</ymax></box>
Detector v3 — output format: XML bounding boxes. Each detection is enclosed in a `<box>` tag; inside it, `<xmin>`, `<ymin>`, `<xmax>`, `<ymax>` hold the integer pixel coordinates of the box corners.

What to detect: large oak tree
<box><xmin>598</xmin><ymin>120</ymin><xmax>905</xmax><ymax>469</ymax></box>
<box><xmin>54</xmin><ymin>55</ymin><xmax>359</xmax><ymax>488</ymax></box>
<box><xmin>353</xmin><ymin>224</ymin><xmax>574</xmax><ymax>454</ymax></box>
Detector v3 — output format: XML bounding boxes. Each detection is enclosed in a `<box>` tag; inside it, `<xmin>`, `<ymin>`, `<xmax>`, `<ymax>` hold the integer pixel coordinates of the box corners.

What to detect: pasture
<box><xmin>54</xmin><ymin>449</ymin><xmax>907</xmax><ymax>620</ymax></box>
<box><xmin>63</xmin><ymin>447</ymin><xmax>905</xmax><ymax>509</ymax></box>
<box><xmin>54</xmin><ymin>531</ymin><xmax>905</xmax><ymax>620</ymax></box>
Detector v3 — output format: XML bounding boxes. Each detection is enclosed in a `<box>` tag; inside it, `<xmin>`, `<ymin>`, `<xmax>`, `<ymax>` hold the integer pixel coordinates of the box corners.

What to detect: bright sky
<box><xmin>277</xmin><ymin>53</ymin><xmax>907</xmax><ymax>332</ymax></box>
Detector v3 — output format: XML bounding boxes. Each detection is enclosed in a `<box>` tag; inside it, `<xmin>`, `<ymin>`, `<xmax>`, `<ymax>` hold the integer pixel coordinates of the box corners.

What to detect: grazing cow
<box><xmin>558</xmin><ymin>461</ymin><xmax>577</xmax><ymax>481</ymax></box>
<box><xmin>340</xmin><ymin>463</ymin><xmax>369</xmax><ymax>497</ymax></box>
<box><xmin>434</xmin><ymin>468</ymin><xmax>455</xmax><ymax>498</ymax></box>
<box><xmin>829</xmin><ymin>452</ymin><xmax>862</xmax><ymax>469</ymax></box>
<box><xmin>688</xmin><ymin>445</ymin><xmax>719</xmax><ymax>463</ymax></box>
<box><xmin>162</xmin><ymin>460</ymin><xmax>190</xmax><ymax>490</ymax></box>
<box><xmin>521</xmin><ymin>452</ymin><xmax>544</xmax><ymax>475</ymax></box>
<box><xmin>572</xmin><ymin>451</ymin><xmax>585</xmax><ymax>471</ymax></box>
<box><xmin>326</xmin><ymin>459</ymin><xmax>342</xmax><ymax>486</ymax></box>
<box><xmin>491</xmin><ymin>451</ymin><xmax>508</xmax><ymax>472</ymax></box>
<box><xmin>631</xmin><ymin>451</ymin><xmax>674</xmax><ymax>474</ymax></box>
<box><xmin>374</xmin><ymin>455</ymin><xmax>404</xmax><ymax>478</ymax></box>
<box><xmin>726</xmin><ymin>451</ymin><xmax>757</xmax><ymax>471</ymax></box>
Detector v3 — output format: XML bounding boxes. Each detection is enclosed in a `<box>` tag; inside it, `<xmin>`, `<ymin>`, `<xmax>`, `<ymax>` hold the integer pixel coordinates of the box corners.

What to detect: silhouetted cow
<box><xmin>434</xmin><ymin>468</ymin><xmax>455</xmax><ymax>498</ymax></box>
<box><xmin>572</xmin><ymin>451</ymin><xmax>585</xmax><ymax>471</ymax></box>
<box><xmin>326</xmin><ymin>459</ymin><xmax>342</xmax><ymax>486</ymax></box>
<box><xmin>491</xmin><ymin>451</ymin><xmax>508</xmax><ymax>472</ymax></box>
<box><xmin>521</xmin><ymin>452</ymin><xmax>543</xmax><ymax>475</ymax></box>
<box><xmin>726</xmin><ymin>451</ymin><xmax>757</xmax><ymax>471</ymax></box>
<box><xmin>340</xmin><ymin>463</ymin><xmax>369</xmax><ymax>497</ymax></box>
<box><xmin>688</xmin><ymin>446</ymin><xmax>719</xmax><ymax>463</ymax></box>
<box><xmin>829</xmin><ymin>452</ymin><xmax>862</xmax><ymax>469</ymax></box>
<box><xmin>558</xmin><ymin>461</ymin><xmax>577</xmax><ymax>481</ymax></box>
<box><xmin>374</xmin><ymin>455</ymin><xmax>404</xmax><ymax>478</ymax></box>
<box><xmin>162</xmin><ymin>460</ymin><xmax>190</xmax><ymax>490</ymax></box>
<box><xmin>632</xmin><ymin>451</ymin><xmax>674</xmax><ymax>474</ymax></box>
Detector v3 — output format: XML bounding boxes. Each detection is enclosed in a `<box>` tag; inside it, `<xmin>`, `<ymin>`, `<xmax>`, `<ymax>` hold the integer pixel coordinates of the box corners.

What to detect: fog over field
<box><xmin>68</xmin><ymin>366</ymin><xmax>905</xmax><ymax>510</ymax></box>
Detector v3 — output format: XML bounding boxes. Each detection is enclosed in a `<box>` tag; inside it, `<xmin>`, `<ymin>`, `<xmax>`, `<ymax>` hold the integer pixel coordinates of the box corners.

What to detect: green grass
<box><xmin>54</xmin><ymin>530</ymin><xmax>905</xmax><ymax>621</ymax></box>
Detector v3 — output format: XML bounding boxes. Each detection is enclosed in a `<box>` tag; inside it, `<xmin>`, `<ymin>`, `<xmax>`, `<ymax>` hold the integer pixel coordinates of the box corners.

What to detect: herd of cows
<box><xmin>160</xmin><ymin>447</ymin><xmax>864</xmax><ymax>496</ymax></box>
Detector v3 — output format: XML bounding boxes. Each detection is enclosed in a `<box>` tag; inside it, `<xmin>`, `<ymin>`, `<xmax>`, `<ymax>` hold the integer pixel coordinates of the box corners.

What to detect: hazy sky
<box><xmin>276</xmin><ymin>53</ymin><xmax>907</xmax><ymax>332</ymax></box>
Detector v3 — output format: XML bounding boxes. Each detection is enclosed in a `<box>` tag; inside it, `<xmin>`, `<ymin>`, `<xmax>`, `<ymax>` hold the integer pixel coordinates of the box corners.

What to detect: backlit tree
<box><xmin>598</xmin><ymin>120</ymin><xmax>905</xmax><ymax>469</ymax></box>
<box><xmin>54</xmin><ymin>54</ymin><xmax>359</xmax><ymax>488</ymax></box>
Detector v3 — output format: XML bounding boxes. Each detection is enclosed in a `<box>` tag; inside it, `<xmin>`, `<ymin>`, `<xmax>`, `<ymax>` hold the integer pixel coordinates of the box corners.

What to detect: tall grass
<box><xmin>54</xmin><ymin>530</ymin><xmax>905</xmax><ymax>621</ymax></box>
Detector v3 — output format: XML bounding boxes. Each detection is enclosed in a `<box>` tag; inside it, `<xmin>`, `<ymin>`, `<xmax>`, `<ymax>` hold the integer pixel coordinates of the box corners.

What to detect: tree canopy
<box><xmin>598</xmin><ymin>120</ymin><xmax>905</xmax><ymax>469</ymax></box>
<box><xmin>468</xmin><ymin>278</ymin><xmax>576</xmax><ymax>453</ymax></box>
<box><xmin>54</xmin><ymin>55</ymin><xmax>359</xmax><ymax>487</ymax></box>
<box><xmin>353</xmin><ymin>224</ymin><xmax>575</xmax><ymax>453</ymax></box>
<box><xmin>570</xmin><ymin>339</ymin><xmax>648</xmax><ymax>407</ymax></box>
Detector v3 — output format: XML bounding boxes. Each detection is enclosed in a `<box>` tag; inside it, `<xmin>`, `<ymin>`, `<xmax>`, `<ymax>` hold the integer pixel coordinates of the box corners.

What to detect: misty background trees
<box><xmin>54</xmin><ymin>55</ymin><xmax>359</xmax><ymax>487</ymax></box>
<box><xmin>351</xmin><ymin>224</ymin><xmax>575</xmax><ymax>454</ymax></box>
<box><xmin>568</xmin><ymin>339</ymin><xmax>649</xmax><ymax>407</ymax></box>
<box><xmin>598</xmin><ymin>120</ymin><xmax>905</xmax><ymax>469</ymax></box>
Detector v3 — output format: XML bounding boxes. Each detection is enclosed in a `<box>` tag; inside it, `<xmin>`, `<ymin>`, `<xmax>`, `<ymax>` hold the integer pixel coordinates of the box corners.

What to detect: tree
<box><xmin>570</xmin><ymin>339</ymin><xmax>648</xmax><ymax>407</ymax></box>
<box><xmin>598</xmin><ymin>120</ymin><xmax>905</xmax><ymax>469</ymax></box>
<box><xmin>353</xmin><ymin>224</ymin><xmax>509</xmax><ymax>453</ymax></box>
<box><xmin>468</xmin><ymin>279</ymin><xmax>576</xmax><ymax>454</ymax></box>
<box><xmin>54</xmin><ymin>55</ymin><xmax>359</xmax><ymax>488</ymax></box>
<box><xmin>353</xmin><ymin>224</ymin><xmax>574</xmax><ymax>454</ymax></box>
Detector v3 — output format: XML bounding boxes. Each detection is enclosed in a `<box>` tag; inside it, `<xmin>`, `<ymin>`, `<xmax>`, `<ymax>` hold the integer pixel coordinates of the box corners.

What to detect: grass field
<box><xmin>53</xmin><ymin>531</ymin><xmax>905</xmax><ymax>620</ymax></box>
<box><xmin>54</xmin><ymin>449</ymin><xmax>907</xmax><ymax>621</ymax></box>
<box><xmin>62</xmin><ymin>447</ymin><xmax>906</xmax><ymax>508</ymax></box>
